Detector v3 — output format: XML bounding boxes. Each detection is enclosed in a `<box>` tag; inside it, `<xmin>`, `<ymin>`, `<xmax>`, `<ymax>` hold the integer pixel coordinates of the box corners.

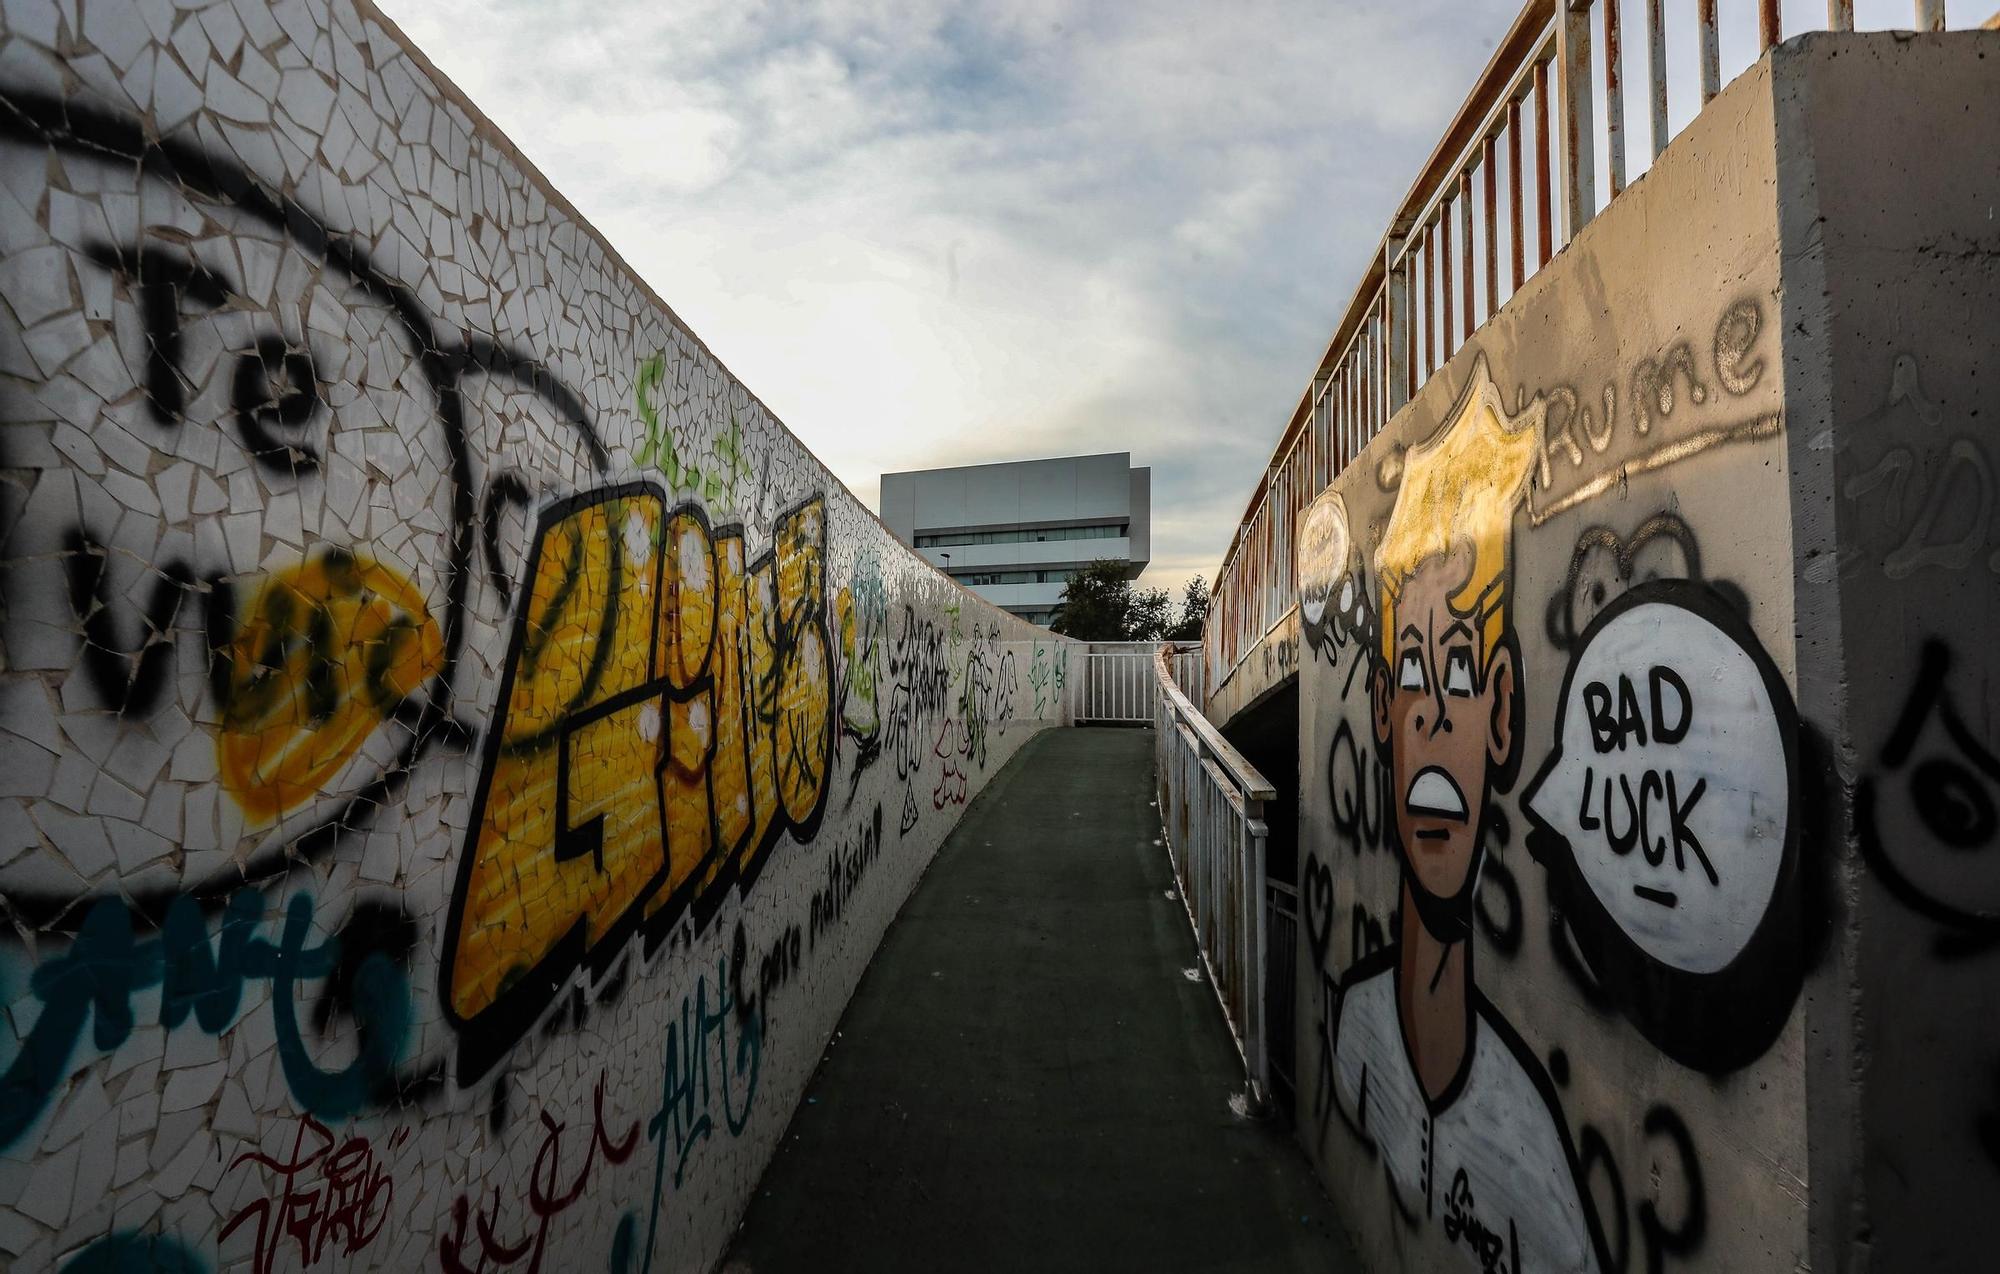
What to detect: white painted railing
<box><xmin>1153</xmin><ymin>647</ymin><xmax>1278</xmax><ymax>1105</ymax></box>
<box><xmin>1168</xmin><ymin>643</ymin><xmax>1205</xmax><ymax>707</ymax></box>
<box><xmin>1078</xmin><ymin>642</ymin><xmax>1163</xmax><ymax>723</ymax></box>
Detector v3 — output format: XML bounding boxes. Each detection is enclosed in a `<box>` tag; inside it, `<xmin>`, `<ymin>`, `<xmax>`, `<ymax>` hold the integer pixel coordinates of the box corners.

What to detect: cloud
<box><xmin>379</xmin><ymin>0</ymin><xmax>1519</xmax><ymax>591</ymax></box>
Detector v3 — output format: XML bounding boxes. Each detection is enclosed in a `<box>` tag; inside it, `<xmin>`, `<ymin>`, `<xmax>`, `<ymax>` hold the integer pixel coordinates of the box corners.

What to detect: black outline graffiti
<box><xmin>1544</xmin><ymin>511</ymin><xmax>1750</xmax><ymax>654</ymax></box>
<box><xmin>1302</xmin><ymin>854</ymin><xmax>1335</xmax><ymax>967</ymax></box>
<box><xmin>1577</xmin><ymin>1126</ymin><xmax>1629</xmax><ymax>1271</ymax></box>
<box><xmin>61</xmin><ymin>529</ymin><xmax>197</xmax><ymax>718</ymax></box>
<box><xmin>79</xmin><ymin>239</ymin><xmax>231</xmax><ymax>431</ymax></box>
<box><xmin>1551</xmin><ymin>1055</ymin><xmax>1709</xmax><ymax>1274</ymax></box>
<box><xmin>482</xmin><ymin>472</ymin><xmax>536</xmax><ymax>607</ymax></box>
<box><xmin>1523</xmin><ymin>580</ymin><xmax>1807</xmax><ymax>1073</ymax></box>
<box><xmin>0</xmin><ymin>86</ymin><xmax>606</xmax><ymax>932</ymax></box>
<box><xmin>230</xmin><ymin>333</ymin><xmax>323</xmax><ymax>476</ymax></box>
<box><xmin>1474</xmin><ymin>808</ymin><xmax>1523</xmax><ymax>960</ymax></box>
<box><xmin>1855</xmin><ymin>637</ymin><xmax>2000</xmax><ymax>956</ymax></box>
<box><xmin>1637</xmin><ymin>1106</ymin><xmax>1706</xmax><ymax>1273</ymax></box>
<box><xmin>1325</xmin><ymin>718</ymin><xmax>1388</xmax><ymax>856</ymax></box>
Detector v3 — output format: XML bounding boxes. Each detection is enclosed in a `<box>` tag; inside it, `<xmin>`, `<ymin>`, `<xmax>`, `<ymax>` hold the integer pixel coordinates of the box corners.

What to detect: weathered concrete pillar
<box><xmin>1778</xmin><ymin>32</ymin><xmax>2000</xmax><ymax>1272</ymax></box>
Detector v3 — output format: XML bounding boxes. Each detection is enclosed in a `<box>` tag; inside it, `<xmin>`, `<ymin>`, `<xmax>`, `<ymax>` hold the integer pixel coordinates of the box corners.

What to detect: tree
<box><xmin>1049</xmin><ymin>559</ymin><xmax>1135</xmax><ymax>640</ymax></box>
<box><xmin>1126</xmin><ymin>587</ymin><xmax>1173</xmax><ymax>642</ymax></box>
<box><xmin>1049</xmin><ymin>564</ymin><xmax>1208</xmax><ymax>642</ymax></box>
<box><xmin>1166</xmin><ymin>575</ymin><xmax>1208</xmax><ymax>641</ymax></box>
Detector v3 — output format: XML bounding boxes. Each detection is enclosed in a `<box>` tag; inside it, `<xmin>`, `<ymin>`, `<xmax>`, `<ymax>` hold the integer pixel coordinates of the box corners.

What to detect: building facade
<box><xmin>879</xmin><ymin>452</ymin><xmax>1151</xmax><ymax>626</ymax></box>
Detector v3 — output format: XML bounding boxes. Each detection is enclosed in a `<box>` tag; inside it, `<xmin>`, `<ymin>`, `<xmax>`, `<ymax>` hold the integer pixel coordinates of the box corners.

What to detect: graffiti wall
<box><xmin>1288</xmin><ymin>34</ymin><xmax>2000</xmax><ymax>1272</ymax></box>
<box><xmin>0</xmin><ymin>2</ymin><xmax>1074</xmax><ymax>1269</ymax></box>
<box><xmin>1292</xmin><ymin>59</ymin><xmax>1814</xmax><ymax>1272</ymax></box>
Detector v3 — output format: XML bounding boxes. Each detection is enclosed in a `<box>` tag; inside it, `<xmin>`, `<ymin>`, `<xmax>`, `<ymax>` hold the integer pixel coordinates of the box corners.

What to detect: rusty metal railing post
<box><xmin>1384</xmin><ymin>236</ymin><xmax>1411</xmax><ymax>417</ymax></box>
<box><xmin>1559</xmin><ymin>0</ymin><xmax>1597</xmax><ymax>241</ymax></box>
<box><xmin>1646</xmin><ymin>0</ymin><xmax>1669</xmax><ymax>160</ymax></box>
<box><xmin>1698</xmin><ymin>0</ymin><xmax>1722</xmax><ymax>101</ymax></box>
<box><xmin>1602</xmin><ymin>0</ymin><xmax>1625</xmax><ymax>197</ymax></box>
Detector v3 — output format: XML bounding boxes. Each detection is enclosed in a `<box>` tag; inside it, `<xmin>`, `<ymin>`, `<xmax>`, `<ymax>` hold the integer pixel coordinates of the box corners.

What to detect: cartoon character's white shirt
<box><xmin>1332</xmin><ymin>965</ymin><xmax>1601</xmax><ymax>1274</ymax></box>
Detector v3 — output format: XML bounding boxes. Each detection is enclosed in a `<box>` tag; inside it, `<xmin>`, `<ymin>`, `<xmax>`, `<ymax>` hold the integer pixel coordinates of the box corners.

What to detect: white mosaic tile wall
<box><xmin>0</xmin><ymin>2</ymin><xmax>1079</xmax><ymax>1269</ymax></box>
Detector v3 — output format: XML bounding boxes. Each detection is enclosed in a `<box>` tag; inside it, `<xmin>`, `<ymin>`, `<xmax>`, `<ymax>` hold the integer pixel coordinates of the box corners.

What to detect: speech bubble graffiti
<box><xmin>1297</xmin><ymin>490</ymin><xmax>1351</xmax><ymax>630</ymax></box>
<box><xmin>1524</xmin><ymin>586</ymin><xmax>1794</xmax><ymax>975</ymax></box>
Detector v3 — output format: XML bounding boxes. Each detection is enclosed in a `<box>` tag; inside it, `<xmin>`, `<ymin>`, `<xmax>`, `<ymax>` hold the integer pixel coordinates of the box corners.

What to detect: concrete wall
<box><xmin>1287</xmin><ymin>34</ymin><xmax>1999</xmax><ymax>1273</ymax></box>
<box><xmin>1207</xmin><ymin>606</ymin><xmax>1298</xmax><ymax>729</ymax></box>
<box><xmin>1777</xmin><ymin>33</ymin><xmax>2000</xmax><ymax>1274</ymax></box>
<box><xmin>0</xmin><ymin>2</ymin><xmax>1077</xmax><ymax>1270</ymax></box>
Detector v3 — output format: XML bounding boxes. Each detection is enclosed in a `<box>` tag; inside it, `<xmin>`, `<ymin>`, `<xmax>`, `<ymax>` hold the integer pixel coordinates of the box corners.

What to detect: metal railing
<box><xmin>1079</xmin><ymin>642</ymin><xmax>1163</xmax><ymax>722</ymax></box>
<box><xmin>1169</xmin><ymin>643</ymin><xmax>1205</xmax><ymax>707</ymax></box>
<box><xmin>1205</xmin><ymin>0</ymin><xmax>1965</xmax><ymax>694</ymax></box>
<box><xmin>1264</xmin><ymin>879</ymin><xmax>1299</xmax><ymax>1116</ymax></box>
<box><xmin>1153</xmin><ymin>647</ymin><xmax>1279</xmax><ymax>1104</ymax></box>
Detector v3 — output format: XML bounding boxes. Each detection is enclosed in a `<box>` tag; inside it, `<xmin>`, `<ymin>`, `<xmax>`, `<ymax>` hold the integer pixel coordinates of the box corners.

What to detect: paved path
<box><xmin>725</xmin><ymin>727</ymin><xmax>1354</xmax><ymax>1273</ymax></box>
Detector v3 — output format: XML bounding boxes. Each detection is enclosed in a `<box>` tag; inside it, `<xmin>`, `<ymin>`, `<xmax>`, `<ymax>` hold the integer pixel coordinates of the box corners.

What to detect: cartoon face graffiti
<box><xmin>1325</xmin><ymin>357</ymin><xmax>1610</xmax><ymax>1273</ymax></box>
<box><xmin>1368</xmin><ymin>363</ymin><xmax>1534</xmax><ymax>941</ymax></box>
<box><xmin>1372</xmin><ymin>543</ymin><xmax>1519</xmax><ymax>924</ymax></box>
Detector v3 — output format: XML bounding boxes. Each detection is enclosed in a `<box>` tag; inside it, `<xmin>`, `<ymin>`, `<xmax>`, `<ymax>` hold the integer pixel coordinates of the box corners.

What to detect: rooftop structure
<box><xmin>879</xmin><ymin>452</ymin><xmax>1151</xmax><ymax>626</ymax></box>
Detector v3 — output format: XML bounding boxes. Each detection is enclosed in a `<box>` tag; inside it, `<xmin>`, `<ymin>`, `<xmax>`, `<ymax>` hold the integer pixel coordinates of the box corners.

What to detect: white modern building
<box><xmin>879</xmin><ymin>452</ymin><xmax>1152</xmax><ymax>626</ymax></box>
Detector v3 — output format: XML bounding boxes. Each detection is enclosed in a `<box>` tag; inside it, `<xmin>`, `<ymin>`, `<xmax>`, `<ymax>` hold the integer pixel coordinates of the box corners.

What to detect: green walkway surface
<box><xmin>724</xmin><ymin>728</ymin><xmax>1354</xmax><ymax>1273</ymax></box>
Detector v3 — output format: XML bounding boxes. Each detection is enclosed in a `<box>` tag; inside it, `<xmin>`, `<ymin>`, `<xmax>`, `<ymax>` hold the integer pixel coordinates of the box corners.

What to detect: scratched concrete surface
<box><xmin>724</xmin><ymin>727</ymin><xmax>1356</xmax><ymax>1273</ymax></box>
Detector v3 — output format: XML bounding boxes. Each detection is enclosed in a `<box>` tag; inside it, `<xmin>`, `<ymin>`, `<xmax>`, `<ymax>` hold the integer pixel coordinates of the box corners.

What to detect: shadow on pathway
<box><xmin>725</xmin><ymin>727</ymin><xmax>1355</xmax><ymax>1273</ymax></box>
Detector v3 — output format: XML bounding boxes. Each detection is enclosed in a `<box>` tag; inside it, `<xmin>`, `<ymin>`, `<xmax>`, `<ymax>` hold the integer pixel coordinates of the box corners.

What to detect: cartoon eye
<box><xmin>1445</xmin><ymin>647</ymin><xmax>1474</xmax><ymax>697</ymax></box>
<box><xmin>1398</xmin><ymin>650</ymin><xmax>1424</xmax><ymax>692</ymax></box>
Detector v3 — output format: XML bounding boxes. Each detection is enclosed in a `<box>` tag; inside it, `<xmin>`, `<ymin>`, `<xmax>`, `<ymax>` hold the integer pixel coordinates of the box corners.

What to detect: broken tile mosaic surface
<box><xmin>0</xmin><ymin>1</ymin><xmax>1080</xmax><ymax>1270</ymax></box>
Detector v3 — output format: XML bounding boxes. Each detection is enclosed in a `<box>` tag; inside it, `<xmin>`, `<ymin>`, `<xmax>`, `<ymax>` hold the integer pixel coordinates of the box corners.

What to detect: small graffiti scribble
<box><xmin>220</xmin><ymin>1115</ymin><xmax>407</xmax><ymax>1274</ymax></box>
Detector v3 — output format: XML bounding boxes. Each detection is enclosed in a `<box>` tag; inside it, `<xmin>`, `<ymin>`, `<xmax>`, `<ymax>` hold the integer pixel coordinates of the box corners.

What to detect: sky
<box><xmin>378</xmin><ymin>0</ymin><xmax>1529</xmax><ymax>594</ymax></box>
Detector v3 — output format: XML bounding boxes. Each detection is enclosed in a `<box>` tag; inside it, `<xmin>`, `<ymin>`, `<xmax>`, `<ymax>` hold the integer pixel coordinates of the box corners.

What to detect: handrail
<box><xmin>1213</xmin><ymin>0</ymin><xmax>1558</xmax><ymax>573</ymax></box>
<box><xmin>1202</xmin><ymin>0</ymin><xmax>1963</xmax><ymax>701</ymax></box>
<box><xmin>1153</xmin><ymin>646</ymin><xmax>1273</xmax><ymax>1106</ymax></box>
<box><xmin>1155</xmin><ymin>648</ymin><xmax>1275</xmax><ymax>799</ymax></box>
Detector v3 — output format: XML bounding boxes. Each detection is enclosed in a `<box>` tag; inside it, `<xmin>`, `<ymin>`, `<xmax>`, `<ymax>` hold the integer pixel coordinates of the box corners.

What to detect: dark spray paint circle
<box><xmin>1521</xmin><ymin>580</ymin><xmax>1804</xmax><ymax>1073</ymax></box>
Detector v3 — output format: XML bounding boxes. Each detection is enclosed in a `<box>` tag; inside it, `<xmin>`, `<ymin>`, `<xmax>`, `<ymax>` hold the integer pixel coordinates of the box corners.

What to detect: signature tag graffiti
<box><xmin>1523</xmin><ymin>577</ymin><xmax>1804</xmax><ymax>1072</ymax></box>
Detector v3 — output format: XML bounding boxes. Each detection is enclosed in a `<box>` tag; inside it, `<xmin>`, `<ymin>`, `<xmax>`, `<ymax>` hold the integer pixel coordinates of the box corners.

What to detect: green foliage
<box><xmin>1126</xmin><ymin>587</ymin><xmax>1172</xmax><ymax>641</ymax></box>
<box><xmin>1167</xmin><ymin>575</ymin><xmax>1209</xmax><ymax>641</ymax></box>
<box><xmin>1049</xmin><ymin>559</ymin><xmax>1134</xmax><ymax>640</ymax></box>
<box><xmin>1050</xmin><ymin>564</ymin><xmax>1209</xmax><ymax>642</ymax></box>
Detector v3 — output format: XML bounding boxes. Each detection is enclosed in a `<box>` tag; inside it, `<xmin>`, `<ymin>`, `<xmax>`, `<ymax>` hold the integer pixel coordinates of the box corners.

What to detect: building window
<box><xmin>917</xmin><ymin>523</ymin><xmax>1125</xmax><ymax>548</ymax></box>
<box><xmin>951</xmin><ymin>568</ymin><xmax>1079</xmax><ymax>588</ymax></box>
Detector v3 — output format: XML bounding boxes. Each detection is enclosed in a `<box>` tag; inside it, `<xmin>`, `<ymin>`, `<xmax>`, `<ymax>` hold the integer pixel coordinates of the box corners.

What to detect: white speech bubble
<box><xmin>1527</xmin><ymin>597</ymin><xmax>1790</xmax><ymax>974</ymax></box>
<box><xmin>1296</xmin><ymin>491</ymin><xmax>1350</xmax><ymax>628</ymax></box>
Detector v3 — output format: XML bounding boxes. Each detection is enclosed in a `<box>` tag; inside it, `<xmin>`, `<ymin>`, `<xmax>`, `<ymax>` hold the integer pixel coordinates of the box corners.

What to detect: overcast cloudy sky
<box><xmin>379</xmin><ymin>0</ymin><xmax>1527</xmax><ymax>591</ymax></box>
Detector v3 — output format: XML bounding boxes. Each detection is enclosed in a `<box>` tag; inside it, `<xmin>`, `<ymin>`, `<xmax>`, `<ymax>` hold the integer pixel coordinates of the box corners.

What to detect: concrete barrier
<box><xmin>1292</xmin><ymin>33</ymin><xmax>1999</xmax><ymax>1273</ymax></box>
<box><xmin>0</xmin><ymin>2</ymin><xmax>1076</xmax><ymax>1269</ymax></box>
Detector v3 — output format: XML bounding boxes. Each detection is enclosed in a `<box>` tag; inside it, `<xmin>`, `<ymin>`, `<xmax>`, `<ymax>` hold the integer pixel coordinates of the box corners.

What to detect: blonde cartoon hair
<box><xmin>1375</xmin><ymin>355</ymin><xmax>1543</xmax><ymax>665</ymax></box>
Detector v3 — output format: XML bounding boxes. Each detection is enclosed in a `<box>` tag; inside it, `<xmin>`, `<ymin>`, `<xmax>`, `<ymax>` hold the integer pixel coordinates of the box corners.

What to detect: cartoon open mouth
<box><xmin>1405</xmin><ymin>767</ymin><xmax>1468</xmax><ymax>821</ymax></box>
